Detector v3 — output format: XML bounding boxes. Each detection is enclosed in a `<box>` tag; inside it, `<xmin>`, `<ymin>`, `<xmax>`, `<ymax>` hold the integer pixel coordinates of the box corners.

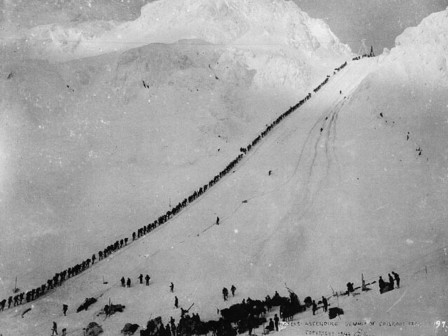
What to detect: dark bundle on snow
<box><xmin>85</xmin><ymin>322</ymin><xmax>103</xmax><ymax>336</ymax></box>
<box><xmin>140</xmin><ymin>316</ymin><xmax>165</xmax><ymax>336</ymax></box>
<box><xmin>329</xmin><ymin>307</ymin><xmax>344</xmax><ymax>319</ymax></box>
<box><xmin>103</xmin><ymin>303</ymin><xmax>126</xmax><ymax>316</ymax></box>
<box><xmin>77</xmin><ymin>297</ymin><xmax>97</xmax><ymax>312</ymax></box>
<box><xmin>121</xmin><ymin>323</ymin><xmax>139</xmax><ymax>335</ymax></box>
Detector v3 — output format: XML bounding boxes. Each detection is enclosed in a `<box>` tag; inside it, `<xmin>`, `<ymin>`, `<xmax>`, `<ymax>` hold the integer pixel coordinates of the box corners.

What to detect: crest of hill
<box><xmin>22</xmin><ymin>0</ymin><xmax>351</xmax><ymax>63</ymax></box>
<box><xmin>381</xmin><ymin>7</ymin><xmax>448</xmax><ymax>81</ymax></box>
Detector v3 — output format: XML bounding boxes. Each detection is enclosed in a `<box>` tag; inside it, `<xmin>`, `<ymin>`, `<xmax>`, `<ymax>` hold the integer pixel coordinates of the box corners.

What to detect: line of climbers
<box><xmin>352</xmin><ymin>50</ymin><xmax>375</xmax><ymax>61</ymax></box>
<box><xmin>0</xmin><ymin>58</ymin><xmax>359</xmax><ymax>313</ymax></box>
<box><xmin>313</xmin><ymin>76</ymin><xmax>330</xmax><ymax>94</ymax></box>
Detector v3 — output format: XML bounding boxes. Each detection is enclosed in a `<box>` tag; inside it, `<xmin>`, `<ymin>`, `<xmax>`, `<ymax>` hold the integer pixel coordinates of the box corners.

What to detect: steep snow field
<box><xmin>1</xmin><ymin>1</ymin><xmax>448</xmax><ymax>336</ymax></box>
<box><xmin>0</xmin><ymin>0</ymin><xmax>351</xmax><ymax>299</ymax></box>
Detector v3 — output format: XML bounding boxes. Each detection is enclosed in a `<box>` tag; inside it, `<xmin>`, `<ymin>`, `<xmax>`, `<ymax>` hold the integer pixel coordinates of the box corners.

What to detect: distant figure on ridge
<box><xmin>170</xmin><ymin>282</ymin><xmax>174</xmax><ymax>292</ymax></box>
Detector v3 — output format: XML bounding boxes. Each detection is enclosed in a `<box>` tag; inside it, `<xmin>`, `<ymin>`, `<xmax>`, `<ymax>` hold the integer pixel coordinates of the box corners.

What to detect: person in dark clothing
<box><xmin>132</xmin><ymin>232</ymin><xmax>136</xmax><ymax>241</ymax></box>
<box><xmin>138</xmin><ymin>274</ymin><xmax>143</xmax><ymax>284</ymax></box>
<box><xmin>322</xmin><ymin>296</ymin><xmax>328</xmax><ymax>312</ymax></box>
<box><xmin>392</xmin><ymin>271</ymin><xmax>400</xmax><ymax>288</ymax></box>
<box><xmin>61</xmin><ymin>328</ymin><xmax>67</xmax><ymax>336</ymax></box>
<box><xmin>248</xmin><ymin>314</ymin><xmax>255</xmax><ymax>335</ymax></box>
<box><xmin>216</xmin><ymin>217</ymin><xmax>220</xmax><ymax>225</ymax></box>
<box><xmin>121</xmin><ymin>277</ymin><xmax>126</xmax><ymax>287</ymax></box>
<box><xmin>312</xmin><ymin>300</ymin><xmax>317</xmax><ymax>315</ymax></box>
<box><xmin>346</xmin><ymin>282</ymin><xmax>354</xmax><ymax>294</ymax></box>
<box><xmin>174</xmin><ymin>296</ymin><xmax>179</xmax><ymax>308</ymax></box>
<box><xmin>62</xmin><ymin>304</ymin><xmax>68</xmax><ymax>316</ymax></box>
<box><xmin>170</xmin><ymin>282</ymin><xmax>174</xmax><ymax>292</ymax></box>
<box><xmin>145</xmin><ymin>274</ymin><xmax>150</xmax><ymax>286</ymax></box>
<box><xmin>170</xmin><ymin>317</ymin><xmax>176</xmax><ymax>334</ymax></box>
<box><xmin>127</xmin><ymin>278</ymin><xmax>131</xmax><ymax>288</ymax></box>
<box><xmin>388</xmin><ymin>273</ymin><xmax>394</xmax><ymax>289</ymax></box>
<box><xmin>165</xmin><ymin>324</ymin><xmax>171</xmax><ymax>336</ymax></box>
<box><xmin>231</xmin><ymin>285</ymin><xmax>236</xmax><ymax>297</ymax></box>
<box><xmin>379</xmin><ymin>276</ymin><xmax>385</xmax><ymax>293</ymax></box>
<box><xmin>274</xmin><ymin>314</ymin><xmax>279</xmax><ymax>331</ymax></box>
<box><xmin>91</xmin><ymin>254</ymin><xmax>96</xmax><ymax>265</ymax></box>
<box><xmin>51</xmin><ymin>321</ymin><xmax>58</xmax><ymax>335</ymax></box>
<box><xmin>266</xmin><ymin>318</ymin><xmax>274</xmax><ymax>332</ymax></box>
<box><xmin>222</xmin><ymin>287</ymin><xmax>228</xmax><ymax>301</ymax></box>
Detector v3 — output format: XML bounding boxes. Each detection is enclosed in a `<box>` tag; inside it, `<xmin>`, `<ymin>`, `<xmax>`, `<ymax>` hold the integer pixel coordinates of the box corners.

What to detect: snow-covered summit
<box><xmin>22</xmin><ymin>0</ymin><xmax>351</xmax><ymax>62</ymax></box>
<box><xmin>381</xmin><ymin>7</ymin><xmax>448</xmax><ymax>81</ymax></box>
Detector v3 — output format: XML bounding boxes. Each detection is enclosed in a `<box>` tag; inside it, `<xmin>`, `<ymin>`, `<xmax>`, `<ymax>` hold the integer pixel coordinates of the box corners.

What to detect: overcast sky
<box><xmin>293</xmin><ymin>0</ymin><xmax>448</xmax><ymax>53</ymax></box>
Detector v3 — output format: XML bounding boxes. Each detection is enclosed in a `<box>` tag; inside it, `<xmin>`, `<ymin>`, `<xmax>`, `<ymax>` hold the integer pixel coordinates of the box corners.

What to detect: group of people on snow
<box><xmin>379</xmin><ymin>272</ymin><xmax>400</xmax><ymax>293</ymax></box>
<box><xmin>222</xmin><ymin>285</ymin><xmax>237</xmax><ymax>301</ymax></box>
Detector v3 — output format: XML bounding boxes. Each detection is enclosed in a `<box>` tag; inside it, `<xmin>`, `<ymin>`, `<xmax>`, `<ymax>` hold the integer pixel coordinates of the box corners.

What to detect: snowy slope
<box><xmin>1</xmin><ymin>51</ymin><xmax>447</xmax><ymax>335</ymax></box>
<box><xmin>1</xmin><ymin>4</ymin><xmax>448</xmax><ymax>336</ymax></box>
<box><xmin>0</xmin><ymin>40</ymin><xmax>303</xmax><ymax>299</ymax></box>
<box><xmin>0</xmin><ymin>0</ymin><xmax>353</xmax><ymax>298</ymax></box>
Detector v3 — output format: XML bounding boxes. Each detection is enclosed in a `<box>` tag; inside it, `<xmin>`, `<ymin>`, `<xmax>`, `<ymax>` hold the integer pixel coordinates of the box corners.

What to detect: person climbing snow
<box><xmin>388</xmin><ymin>273</ymin><xmax>394</xmax><ymax>289</ymax></box>
<box><xmin>392</xmin><ymin>271</ymin><xmax>400</xmax><ymax>288</ymax></box>
<box><xmin>145</xmin><ymin>274</ymin><xmax>150</xmax><ymax>286</ymax></box>
<box><xmin>174</xmin><ymin>296</ymin><xmax>179</xmax><ymax>308</ymax></box>
<box><xmin>379</xmin><ymin>276</ymin><xmax>385</xmax><ymax>293</ymax></box>
<box><xmin>216</xmin><ymin>217</ymin><xmax>220</xmax><ymax>225</ymax></box>
<box><xmin>231</xmin><ymin>285</ymin><xmax>236</xmax><ymax>297</ymax></box>
<box><xmin>62</xmin><ymin>304</ymin><xmax>68</xmax><ymax>316</ymax></box>
<box><xmin>322</xmin><ymin>296</ymin><xmax>328</xmax><ymax>312</ymax></box>
<box><xmin>138</xmin><ymin>274</ymin><xmax>143</xmax><ymax>284</ymax></box>
<box><xmin>170</xmin><ymin>282</ymin><xmax>174</xmax><ymax>292</ymax></box>
<box><xmin>51</xmin><ymin>321</ymin><xmax>58</xmax><ymax>335</ymax></box>
<box><xmin>222</xmin><ymin>287</ymin><xmax>229</xmax><ymax>301</ymax></box>
<box><xmin>127</xmin><ymin>278</ymin><xmax>131</xmax><ymax>288</ymax></box>
<box><xmin>121</xmin><ymin>277</ymin><xmax>126</xmax><ymax>287</ymax></box>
